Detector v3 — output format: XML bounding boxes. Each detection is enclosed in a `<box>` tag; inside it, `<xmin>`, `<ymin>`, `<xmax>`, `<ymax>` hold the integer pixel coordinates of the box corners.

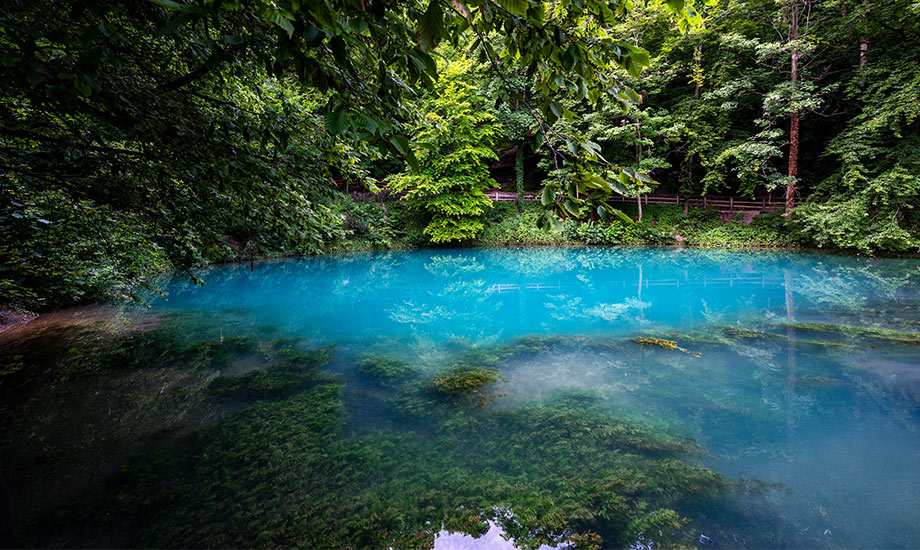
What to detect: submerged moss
<box><xmin>715</xmin><ymin>325</ymin><xmax>785</xmax><ymax>341</ymax></box>
<box><xmin>21</xmin><ymin>382</ymin><xmax>725</xmax><ymax>550</ymax></box>
<box><xmin>784</xmin><ymin>322</ymin><xmax>920</xmax><ymax>344</ymax></box>
<box><xmin>357</xmin><ymin>356</ymin><xmax>418</xmax><ymax>385</ymax></box>
<box><xmin>207</xmin><ymin>347</ymin><xmax>333</xmax><ymax>400</ymax></box>
<box><xmin>431</xmin><ymin>365</ymin><xmax>502</xmax><ymax>396</ymax></box>
<box><xmin>799</xmin><ymin>340</ymin><xmax>860</xmax><ymax>349</ymax></box>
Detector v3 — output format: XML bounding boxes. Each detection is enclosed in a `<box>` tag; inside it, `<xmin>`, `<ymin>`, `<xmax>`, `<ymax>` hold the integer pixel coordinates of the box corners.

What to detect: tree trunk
<box><xmin>636</xmin><ymin>117</ymin><xmax>643</xmax><ymax>222</ymax></box>
<box><xmin>786</xmin><ymin>108</ymin><xmax>799</xmax><ymax>216</ymax></box>
<box><xmin>859</xmin><ymin>0</ymin><xmax>869</xmax><ymax>90</ymax></box>
<box><xmin>515</xmin><ymin>143</ymin><xmax>525</xmax><ymax>212</ymax></box>
<box><xmin>785</xmin><ymin>1</ymin><xmax>801</xmax><ymax>218</ymax></box>
<box><xmin>859</xmin><ymin>40</ymin><xmax>867</xmax><ymax>88</ymax></box>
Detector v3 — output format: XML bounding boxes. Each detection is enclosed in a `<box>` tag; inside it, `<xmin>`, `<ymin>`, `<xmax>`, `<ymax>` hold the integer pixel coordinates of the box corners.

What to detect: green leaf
<box><xmin>565</xmin><ymin>139</ymin><xmax>578</xmax><ymax>156</ymax></box>
<box><xmin>667</xmin><ymin>0</ymin><xmax>685</xmax><ymax>13</ymax></box>
<box><xmin>405</xmin><ymin>149</ymin><xmax>419</xmax><ymax>172</ymax></box>
<box><xmin>73</xmin><ymin>77</ymin><xmax>92</xmax><ymax>97</ymax></box>
<box><xmin>323</xmin><ymin>109</ymin><xmax>349</xmax><ymax>134</ymax></box>
<box><xmin>528</xmin><ymin>2</ymin><xmax>545</xmax><ymax>23</ymax></box>
<box><xmin>628</xmin><ymin>48</ymin><xmax>650</xmax><ymax>68</ymax></box>
<box><xmin>496</xmin><ymin>0</ymin><xmax>528</xmax><ymax>17</ymax></box>
<box><xmin>259</xmin><ymin>5</ymin><xmax>294</xmax><ymax>37</ymax></box>
<box><xmin>613</xmin><ymin>209</ymin><xmax>635</xmax><ymax>224</ymax></box>
<box><xmin>541</xmin><ymin>185</ymin><xmax>554</xmax><ymax>206</ymax></box>
<box><xmin>417</xmin><ymin>0</ymin><xmax>444</xmax><ymax>52</ymax></box>
<box><xmin>563</xmin><ymin>199</ymin><xmax>579</xmax><ymax>216</ymax></box>
<box><xmin>149</xmin><ymin>0</ymin><xmax>199</xmax><ymax>13</ymax></box>
<box><xmin>390</xmin><ymin>134</ymin><xmax>410</xmax><ymax>155</ymax></box>
<box><xmin>623</xmin><ymin>87</ymin><xmax>641</xmax><ymax>104</ymax></box>
<box><xmin>561</xmin><ymin>45</ymin><xmax>577</xmax><ymax>70</ymax></box>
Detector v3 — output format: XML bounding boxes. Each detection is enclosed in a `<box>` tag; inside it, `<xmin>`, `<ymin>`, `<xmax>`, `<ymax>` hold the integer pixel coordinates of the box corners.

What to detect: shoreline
<box><xmin>0</xmin><ymin>310</ymin><xmax>38</xmax><ymax>334</ymax></box>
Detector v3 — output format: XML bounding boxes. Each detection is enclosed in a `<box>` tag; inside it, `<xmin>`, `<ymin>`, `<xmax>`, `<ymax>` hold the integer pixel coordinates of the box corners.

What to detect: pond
<box><xmin>2</xmin><ymin>247</ymin><xmax>919</xmax><ymax>549</ymax></box>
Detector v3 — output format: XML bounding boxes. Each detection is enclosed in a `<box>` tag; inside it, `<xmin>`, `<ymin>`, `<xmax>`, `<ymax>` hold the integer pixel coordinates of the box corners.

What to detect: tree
<box><xmin>0</xmin><ymin>0</ymin><xmax>709</xmax><ymax>307</ymax></box>
<box><xmin>795</xmin><ymin>0</ymin><xmax>920</xmax><ymax>252</ymax></box>
<box><xmin>387</xmin><ymin>60</ymin><xmax>499</xmax><ymax>243</ymax></box>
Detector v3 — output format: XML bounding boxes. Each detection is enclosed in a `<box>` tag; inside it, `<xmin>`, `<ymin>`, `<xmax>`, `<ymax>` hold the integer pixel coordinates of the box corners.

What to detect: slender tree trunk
<box><xmin>515</xmin><ymin>143</ymin><xmax>525</xmax><ymax>212</ymax></box>
<box><xmin>858</xmin><ymin>0</ymin><xmax>867</xmax><ymax>88</ymax></box>
<box><xmin>859</xmin><ymin>40</ymin><xmax>868</xmax><ymax>88</ymax></box>
<box><xmin>635</xmin><ymin>117</ymin><xmax>643</xmax><ymax>222</ymax></box>
<box><xmin>786</xmin><ymin>108</ymin><xmax>799</xmax><ymax>216</ymax></box>
<box><xmin>785</xmin><ymin>1</ymin><xmax>801</xmax><ymax>218</ymax></box>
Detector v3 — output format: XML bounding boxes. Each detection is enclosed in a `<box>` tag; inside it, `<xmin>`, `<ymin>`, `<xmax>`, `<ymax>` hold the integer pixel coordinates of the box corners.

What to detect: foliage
<box><xmin>387</xmin><ymin>60</ymin><xmax>499</xmax><ymax>243</ymax></box>
<box><xmin>6</xmin><ymin>0</ymin><xmax>920</xmax><ymax>311</ymax></box>
<box><xmin>475</xmin><ymin>203</ymin><xmax>573</xmax><ymax>246</ymax></box>
<box><xmin>0</xmin><ymin>0</ymin><xmax>357</xmax><ymax>308</ymax></box>
<box><xmin>794</xmin><ymin>40</ymin><xmax>920</xmax><ymax>253</ymax></box>
<box><xmin>634</xmin><ymin>337</ymin><xmax>701</xmax><ymax>357</ymax></box>
<box><xmin>0</xmin><ymin>189</ymin><xmax>173</xmax><ymax>307</ymax></box>
<box><xmin>795</xmin><ymin>194</ymin><xmax>920</xmax><ymax>254</ymax></box>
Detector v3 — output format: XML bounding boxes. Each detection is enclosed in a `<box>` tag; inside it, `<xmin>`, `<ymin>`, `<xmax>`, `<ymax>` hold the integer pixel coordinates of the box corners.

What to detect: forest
<box><xmin>2</xmin><ymin>0</ymin><xmax>919</xmax><ymax>309</ymax></box>
<box><xmin>3</xmin><ymin>3</ymin><xmax>920</xmax><ymax>549</ymax></box>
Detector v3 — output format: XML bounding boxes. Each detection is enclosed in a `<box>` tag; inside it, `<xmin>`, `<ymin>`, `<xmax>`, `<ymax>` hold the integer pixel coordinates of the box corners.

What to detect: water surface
<box><xmin>2</xmin><ymin>247</ymin><xmax>919</xmax><ymax>548</ymax></box>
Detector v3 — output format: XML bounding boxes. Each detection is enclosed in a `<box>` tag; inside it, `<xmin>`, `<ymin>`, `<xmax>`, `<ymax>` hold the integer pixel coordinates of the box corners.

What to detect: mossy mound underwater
<box><xmin>1</xmin><ymin>314</ymin><xmax>736</xmax><ymax>550</ymax></box>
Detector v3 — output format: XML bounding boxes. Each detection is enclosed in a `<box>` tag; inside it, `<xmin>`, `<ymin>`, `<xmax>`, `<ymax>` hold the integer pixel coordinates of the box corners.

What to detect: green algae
<box><xmin>357</xmin><ymin>355</ymin><xmax>419</xmax><ymax>386</ymax></box>
<box><xmin>783</xmin><ymin>322</ymin><xmax>920</xmax><ymax>344</ymax></box>
<box><xmin>798</xmin><ymin>340</ymin><xmax>860</xmax><ymax>349</ymax></box>
<box><xmin>207</xmin><ymin>347</ymin><xmax>334</xmax><ymax>400</ymax></box>
<box><xmin>431</xmin><ymin>365</ymin><xmax>502</xmax><ymax>396</ymax></box>
<box><xmin>715</xmin><ymin>325</ymin><xmax>785</xmax><ymax>341</ymax></box>
<box><xmin>7</xmin><ymin>316</ymin><xmax>732</xmax><ymax>550</ymax></box>
<box><xmin>19</xmin><ymin>383</ymin><xmax>725</xmax><ymax>550</ymax></box>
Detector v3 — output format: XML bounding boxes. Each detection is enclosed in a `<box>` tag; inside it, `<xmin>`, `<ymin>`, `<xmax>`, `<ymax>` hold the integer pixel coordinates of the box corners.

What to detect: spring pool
<box><xmin>2</xmin><ymin>247</ymin><xmax>919</xmax><ymax>548</ymax></box>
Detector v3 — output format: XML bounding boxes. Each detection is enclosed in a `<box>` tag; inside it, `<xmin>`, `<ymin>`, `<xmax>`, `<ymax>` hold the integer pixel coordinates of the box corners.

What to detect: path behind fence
<box><xmin>352</xmin><ymin>189</ymin><xmax>784</xmax><ymax>213</ymax></box>
<box><xmin>483</xmin><ymin>190</ymin><xmax>783</xmax><ymax>212</ymax></box>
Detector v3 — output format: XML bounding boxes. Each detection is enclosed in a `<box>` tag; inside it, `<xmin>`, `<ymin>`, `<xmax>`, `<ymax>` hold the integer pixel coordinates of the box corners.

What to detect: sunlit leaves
<box><xmin>387</xmin><ymin>60</ymin><xmax>499</xmax><ymax>243</ymax></box>
<box><xmin>258</xmin><ymin>4</ymin><xmax>294</xmax><ymax>37</ymax></box>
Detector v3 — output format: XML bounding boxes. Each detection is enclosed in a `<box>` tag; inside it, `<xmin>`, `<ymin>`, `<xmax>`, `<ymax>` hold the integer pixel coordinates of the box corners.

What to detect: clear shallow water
<box><xmin>2</xmin><ymin>247</ymin><xmax>920</xmax><ymax>548</ymax></box>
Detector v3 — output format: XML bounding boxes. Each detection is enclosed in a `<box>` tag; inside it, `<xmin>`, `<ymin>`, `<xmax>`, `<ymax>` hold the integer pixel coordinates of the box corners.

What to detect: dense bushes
<box><xmin>475</xmin><ymin>203</ymin><xmax>573</xmax><ymax>246</ymax></box>
<box><xmin>0</xmin><ymin>189</ymin><xmax>173</xmax><ymax>308</ymax></box>
<box><xmin>334</xmin><ymin>200</ymin><xmax>809</xmax><ymax>251</ymax></box>
<box><xmin>333</xmin><ymin>199</ymin><xmax>427</xmax><ymax>251</ymax></box>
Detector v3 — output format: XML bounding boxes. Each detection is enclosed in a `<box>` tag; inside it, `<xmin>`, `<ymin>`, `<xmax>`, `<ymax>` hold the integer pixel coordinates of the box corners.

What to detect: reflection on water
<box><xmin>1</xmin><ymin>247</ymin><xmax>919</xmax><ymax>548</ymax></box>
<box><xmin>434</xmin><ymin>520</ymin><xmax>565</xmax><ymax>550</ymax></box>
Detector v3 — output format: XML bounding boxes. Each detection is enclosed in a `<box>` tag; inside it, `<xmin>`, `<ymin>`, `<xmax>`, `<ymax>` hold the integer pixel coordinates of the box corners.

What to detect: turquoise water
<box><xmin>2</xmin><ymin>247</ymin><xmax>919</xmax><ymax>548</ymax></box>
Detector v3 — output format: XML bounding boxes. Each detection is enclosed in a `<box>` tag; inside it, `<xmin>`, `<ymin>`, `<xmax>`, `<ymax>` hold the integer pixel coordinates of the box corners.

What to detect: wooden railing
<box><xmin>485</xmin><ymin>190</ymin><xmax>539</xmax><ymax>201</ymax></box>
<box><xmin>483</xmin><ymin>189</ymin><xmax>783</xmax><ymax>212</ymax></box>
<box><xmin>356</xmin><ymin>188</ymin><xmax>784</xmax><ymax>213</ymax></box>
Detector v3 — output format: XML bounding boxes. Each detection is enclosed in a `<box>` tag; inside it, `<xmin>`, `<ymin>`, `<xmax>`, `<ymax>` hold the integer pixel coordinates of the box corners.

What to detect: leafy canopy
<box><xmin>387</xmin><ymin>59</ymin><xmax>499</xmax><ymax>243</ymax></box>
